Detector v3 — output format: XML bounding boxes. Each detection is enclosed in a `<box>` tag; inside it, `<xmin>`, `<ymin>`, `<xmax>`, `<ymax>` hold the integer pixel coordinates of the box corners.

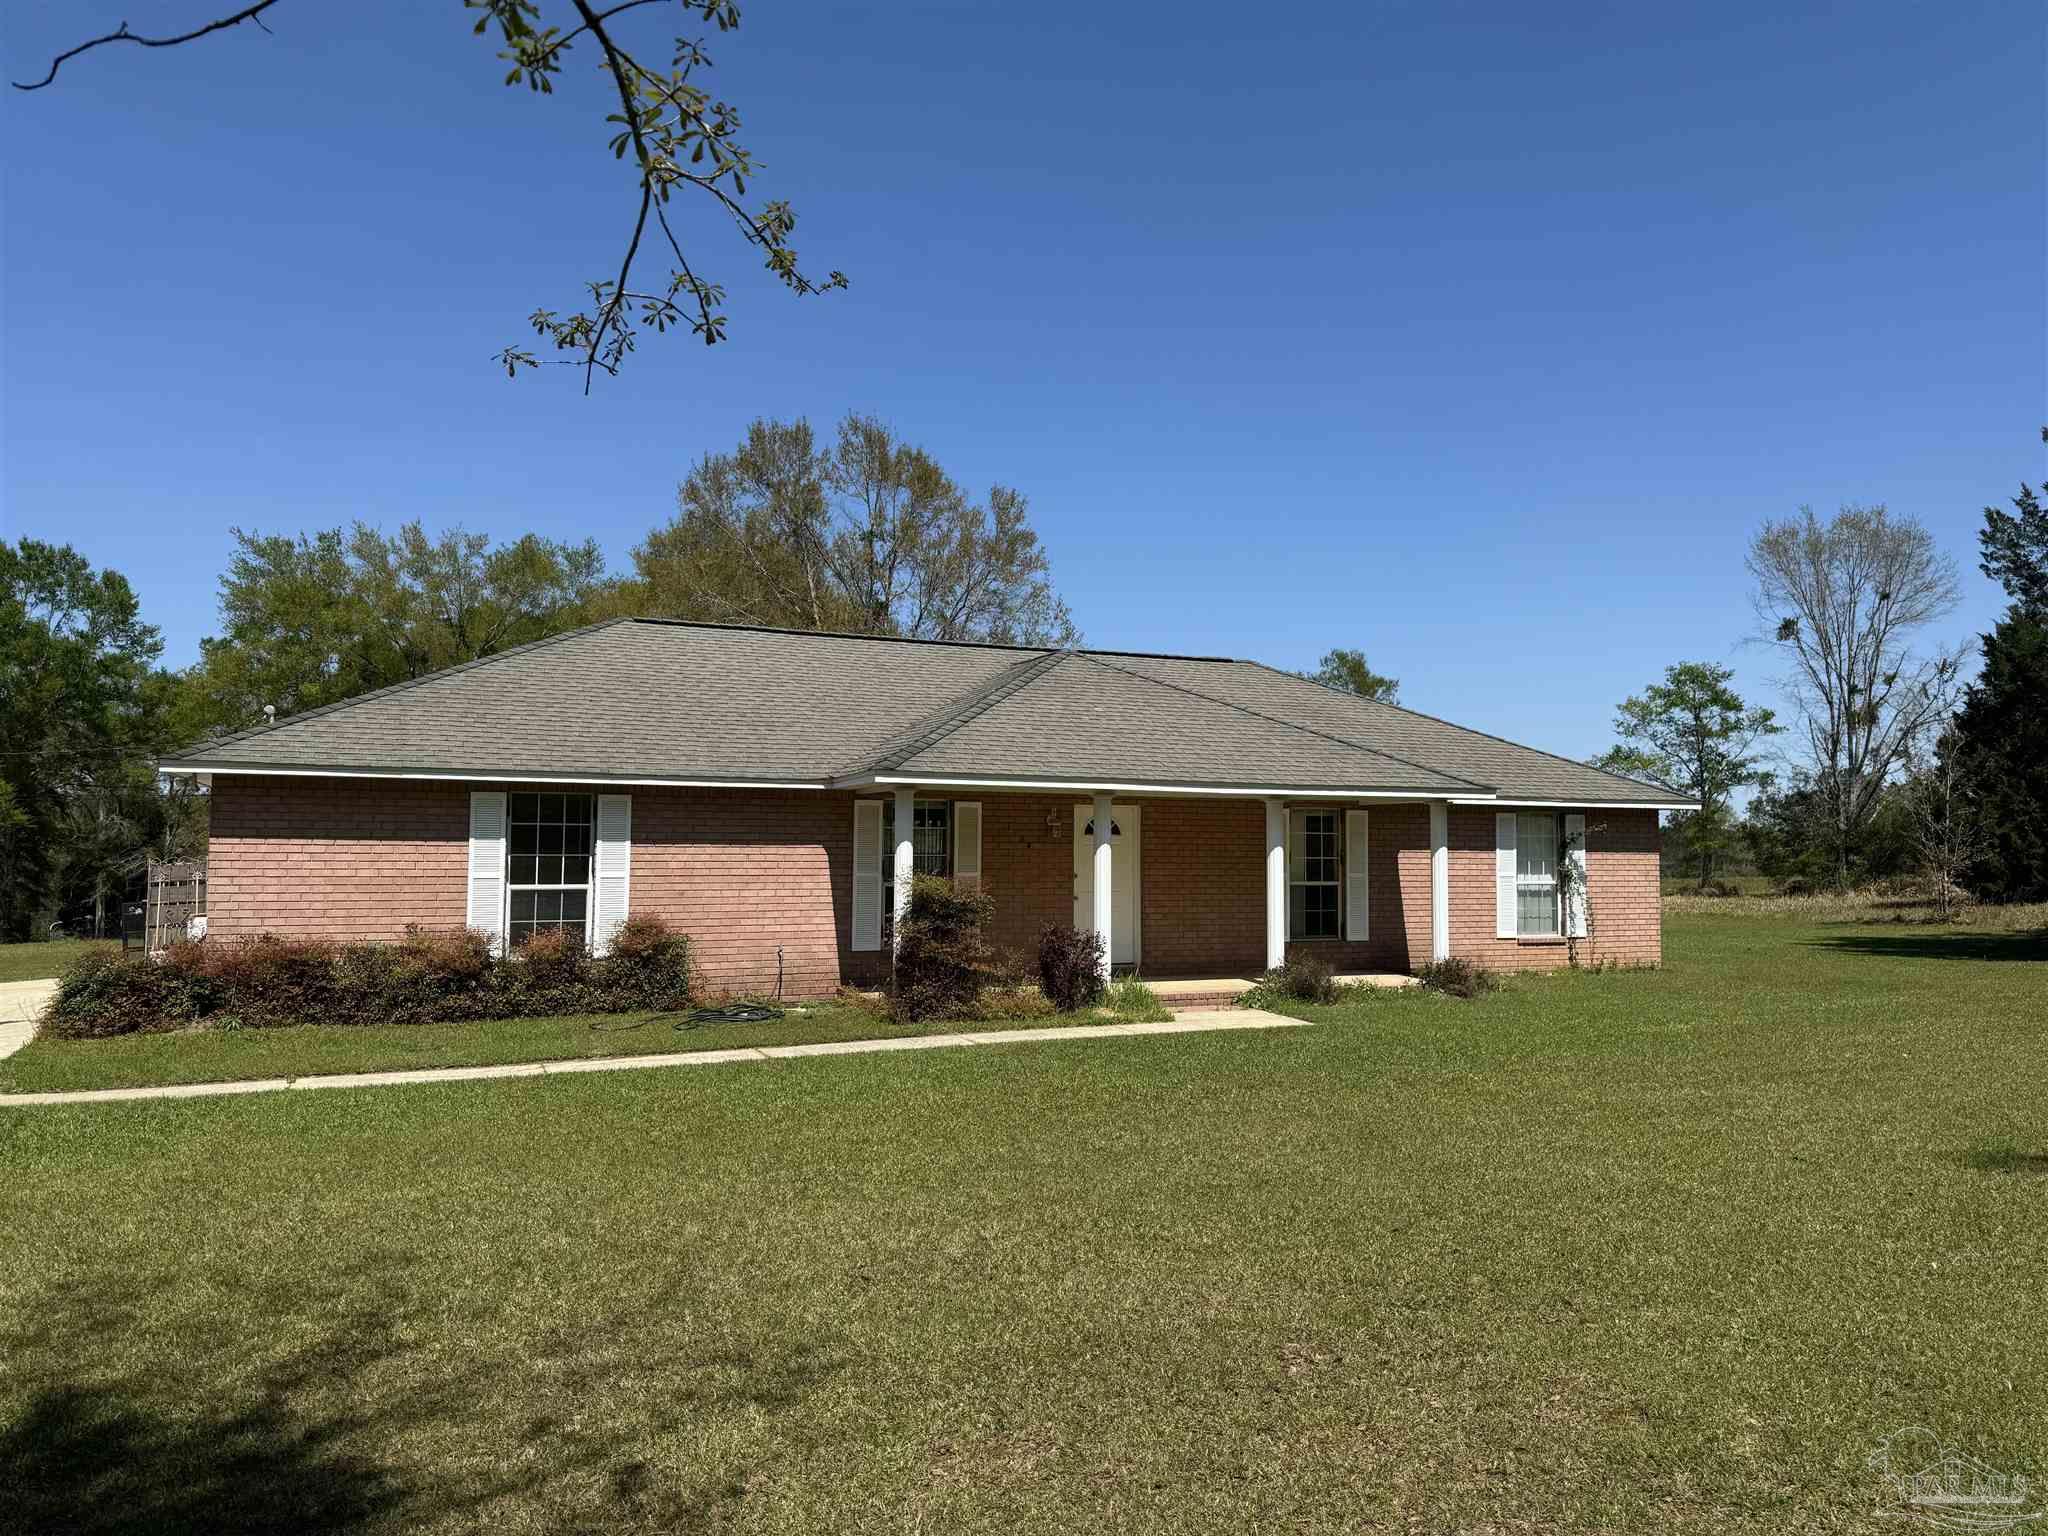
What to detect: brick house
<box><xmin>162</xmin><ymin>619</ymin><xmax>1692</xmax><ymax>997</ymax></box>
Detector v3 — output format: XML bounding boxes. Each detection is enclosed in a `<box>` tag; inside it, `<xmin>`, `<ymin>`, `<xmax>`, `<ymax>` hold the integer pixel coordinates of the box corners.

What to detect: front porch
<box><xmin>867</xmin><ymin>786</ymin><xmax>1455</xmax><ymax>983</ymax></box>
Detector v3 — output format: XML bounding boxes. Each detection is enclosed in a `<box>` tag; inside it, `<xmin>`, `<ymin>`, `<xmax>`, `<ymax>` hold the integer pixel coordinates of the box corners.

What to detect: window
<box><xmin>883</xmin><ymin>800</ymin><xmax>953</xmax><ymax>879</ymax></box>
<box><xmin>507</xmin><ymin>792</ymin><xmax>593</xmax><ymax>947</ymax></box>
<box><xmin>881</xmin><ymin>800</ymin><xmax>951</xmax><ymax>938</ymax></box>
<box><xmin>1289</xmin><ymin>809</ymin><xmax>1341</xmax><ymax>940</ymax></box>
<box><xmin>1515</xmin><ymin>811</ymin><xmax>1559</xmax><ymax>936</ymax></box>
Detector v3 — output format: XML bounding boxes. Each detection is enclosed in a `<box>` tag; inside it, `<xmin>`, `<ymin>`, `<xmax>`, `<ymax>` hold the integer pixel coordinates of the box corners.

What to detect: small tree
<box><xmin>1903</xmin><ymin>741</ymin><xmax>1984</xmax><ymax>920</ymax></box>
<box><xmin>1593</xmin><ymin>661</ymin><xmax>1779</xmax><ymax>888</ymax></box>
<box><xmin>1301</xmin><ymin>648</ymin><xmax>1399</xmax><ymax>703</ymax></box>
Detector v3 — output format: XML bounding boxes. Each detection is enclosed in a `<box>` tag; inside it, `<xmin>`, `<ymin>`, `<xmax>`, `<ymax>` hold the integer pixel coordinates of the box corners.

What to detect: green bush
<box><xmin>40</xmin><ymin>917</ymin><xmax>694</xmax><ymax>1040</ymax></box>
<box><xmin>890</xmin><ymin>875</ymin><xmax>997</xmax><ymax>1024</ymax></box>
<box><xmin>1416</xmin><ymin>957</ymin><xmax>1501</xmax><ymax>999</ymax></box>
<box><xmin>1036</xmin><ymin>924</ymin><xmax>1105</xmax><ymax>1013</ymax></box>
<box><xmin>1247</xmin><ymin>952</ymin><xmax>1340</xmax><ymax>1006</ymax></box>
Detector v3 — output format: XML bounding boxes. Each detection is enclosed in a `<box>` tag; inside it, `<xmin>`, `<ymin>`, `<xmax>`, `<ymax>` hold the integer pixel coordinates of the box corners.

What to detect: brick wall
<box><xmin>206</xmin><ymin>777</ymin><xmax>1662</xmax><ymax>998</ymax></box>
<box><xmin>1445</xmin><ymin>806</ymin><xmax>1662</xmax><ymax>971</ymax></box>
<box><xmin>206</xmin><ymin>776</ymin><xmax>865</xmax><ymax>998</ymax></box>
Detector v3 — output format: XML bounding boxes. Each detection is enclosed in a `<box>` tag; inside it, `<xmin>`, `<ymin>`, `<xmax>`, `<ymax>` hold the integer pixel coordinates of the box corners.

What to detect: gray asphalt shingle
<box><xmin>165</xmin><ymin>618</ymin><xmax>1686</xmax><ymax>803</ymax></box>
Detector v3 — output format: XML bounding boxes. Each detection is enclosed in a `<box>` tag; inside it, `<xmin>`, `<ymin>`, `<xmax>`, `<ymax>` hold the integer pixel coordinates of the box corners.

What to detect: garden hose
<box><xmin>677</xmin><ymin>1004</ymin><xmax>784</xmax><ymax>1027</ymax></box>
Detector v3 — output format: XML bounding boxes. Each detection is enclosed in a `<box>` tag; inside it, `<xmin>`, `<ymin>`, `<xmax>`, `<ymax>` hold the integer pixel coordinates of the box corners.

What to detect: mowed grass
<box><xmin>0</xmin><ymin>939</ymin><xmax>115</xmax><ymax>983</ymax></box>
<box><xmin>3</xmin><ymin>914</ymin><xmax>2044</xmax><ymax>1534</ymax></box>
<box><xmin>4</xmin><ymin>984</ymin><xmax>1175</xmax><ymax>1095</ymax></box>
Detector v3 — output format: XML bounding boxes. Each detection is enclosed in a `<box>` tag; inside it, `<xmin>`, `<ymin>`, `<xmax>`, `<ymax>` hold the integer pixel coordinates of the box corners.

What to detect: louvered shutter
<box><xmin>852</xmin><ymin>800</ymin><xmax>883</xmax><ymax>951</ymax></box>
<box><xmin>467</xmin><ymin>791</ymin><xmax>508</xmax><ymax>954</ymax></box>
<box><xmin>1563</xmin><ymin>813</ymin><xmax>1588</xmax><ymax>939</ymax></box>
<box><xmin>1344</xmin><ymin>808</ymin><xmax>1370</xmax><ymax>942</ymax></box>
<box><xmin>953</xmin><ymin>802</ymin><xmax>982</xmax><ymax>892</ymax></box>
<box><xmin>592</xmin><ymin>793</ymin><xmax>632</xmax><ymax>956</ymax></box>
<box><xmin>1495</xmin><ymin>812</ymin><xmax>1519</xmax><ymax>939</ymax></box>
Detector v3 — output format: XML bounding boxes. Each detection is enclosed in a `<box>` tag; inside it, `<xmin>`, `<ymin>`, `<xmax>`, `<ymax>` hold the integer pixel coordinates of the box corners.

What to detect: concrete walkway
<box><xmin>0</xmin><ymin>1007</ymin><xmax>1308</xmax><ymax>1108</ymax></box>
<box><xmin>0</xmin><ymin>979</ymin><xmax>59</xmax><ymax>1062</ymax></box>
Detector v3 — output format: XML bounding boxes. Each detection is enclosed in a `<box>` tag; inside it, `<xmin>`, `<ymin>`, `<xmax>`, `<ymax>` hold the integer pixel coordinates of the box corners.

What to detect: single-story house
<box><xmin>161</xmin><ymin>619</ymin><xmax>1693</xmax><ymax>995</ymax></box>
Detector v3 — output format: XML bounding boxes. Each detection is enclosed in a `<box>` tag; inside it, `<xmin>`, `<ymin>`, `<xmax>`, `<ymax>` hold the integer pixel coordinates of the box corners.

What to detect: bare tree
<box><xmin>632</xmin><ymin>415</ymin><xmax>1078</xmax><ymax>645</ymax></box>
<box><xmin>1903</xmin><ymin>738</ymin><xmax>1985</xmax><ymax>921</ymax></box>
<box><xmin>1747</xmin><ymin>504</ymin><xmax>1964</xmax><ymax>888</ymax></box>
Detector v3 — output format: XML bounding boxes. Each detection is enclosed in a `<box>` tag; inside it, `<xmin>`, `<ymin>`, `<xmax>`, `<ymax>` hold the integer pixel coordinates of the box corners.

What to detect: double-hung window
<box><xmin>881</xmin><ymin>800</ymin><xmax>951</xmax><ymax>937</ymax></box>
<box><xmin>1515</xmin><ymin>811</ymin><xmax>1559</xmax><ymax>937</ymax></box>
<box><xmin>1288</xmin><ymin>809</ymin><xmax>1341</xmax><ymax>940</ymax></box>
<box><xmin>507</xmin><ymin>792</ymin><xmax>594</xmax><ymax>947</ymax></box>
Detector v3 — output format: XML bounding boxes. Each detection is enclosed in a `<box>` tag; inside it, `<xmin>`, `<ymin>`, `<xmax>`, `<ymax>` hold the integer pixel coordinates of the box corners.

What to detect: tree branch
<box><xmin>12</xmin><ymin>0</ymin><xmax>285</xmax><ymax>91</ymax></box>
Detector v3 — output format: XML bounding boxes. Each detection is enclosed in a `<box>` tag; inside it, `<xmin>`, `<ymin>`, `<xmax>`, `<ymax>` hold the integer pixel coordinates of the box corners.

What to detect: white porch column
<box><xmin>1264</xmin><ymin>797</ymin><xmax>1287</xmax><ymax>971</ymax></box>
<box><xmin>892</xmin><ymin>784</ymin><xmax>916</xmax><ymax>956</ymax></box>
<box><xmin>1429</xmin><ymin>799</ymin><xmax>1450</xmax><ymax>962</ymax></box>
<box><xmin>1091</xmin><ymin>791</ymin><xmax>1114</xmax><ymax>982</ymax></box>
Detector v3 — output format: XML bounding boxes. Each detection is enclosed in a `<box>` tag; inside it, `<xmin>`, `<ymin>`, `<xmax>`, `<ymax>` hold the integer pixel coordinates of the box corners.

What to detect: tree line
<box><xmin>1</xmin><ymin>414</ymin><xmax>1083</xmax><ymax>939</ymax></box>
<box><xmin>7</xmin><ymin>422</ymin><xmax>2041</xmax><ymax>938</ymax></box>
<box><xmin>1594</xmin><ymin>453</ymin><xmax>2047</xmax><ymax>905</ymax></box>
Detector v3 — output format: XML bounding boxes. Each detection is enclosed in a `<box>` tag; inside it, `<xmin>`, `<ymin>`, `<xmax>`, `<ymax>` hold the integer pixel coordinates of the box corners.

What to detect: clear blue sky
<box><xmin>4</xmin><ymin>1</ymin><xmax>2042</xmax><ymax>766</ymax></box>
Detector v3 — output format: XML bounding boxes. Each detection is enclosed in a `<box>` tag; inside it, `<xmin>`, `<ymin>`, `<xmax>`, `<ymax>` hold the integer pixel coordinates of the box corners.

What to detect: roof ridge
<box><xmin>839</xmin><ymin>647</ymin><xmax>1068</xmax><ymax>777</ymax></box>
<box><xmin>1240</xmin><ymin>661</ymin><xmax>1688</xmax><ymax>799</ymax></box>
<box><xmin>615</xmin><ymin>615</ymin><xmax>1231</xmax><ymax>664</ymax></box>
<box><xmin>169</xmin><ymin>616</ymin><xmax>637</xmax><ymax>758</ymax></box>
<box><xmin>1075</xmin><ymin>654</ymin><xmax>1494</xmax><ymax>791</ymax></box>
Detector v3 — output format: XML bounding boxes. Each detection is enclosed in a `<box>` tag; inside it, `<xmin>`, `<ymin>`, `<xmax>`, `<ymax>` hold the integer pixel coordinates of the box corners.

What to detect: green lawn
<box><xmin>3</xmin><ymin>913</ymin><xmax>2043</xmax><ymax>1533</ymax></box>
<box><xmin>0</xmin><ymin>939</ymin><xmax>115</xmax><ymax>983</ymax></box>
<box><xmin>0</xmin><ymin>998</ymin><xmax>1165</xmax><ymax>1095</ymax></box>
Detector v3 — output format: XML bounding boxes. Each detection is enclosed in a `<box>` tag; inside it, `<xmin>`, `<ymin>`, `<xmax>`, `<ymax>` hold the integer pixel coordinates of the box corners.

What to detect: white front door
<box><xmin>1072</xmin><ymin>803</ymin><xmax>1141</xmax><ymax>968</ymax></box>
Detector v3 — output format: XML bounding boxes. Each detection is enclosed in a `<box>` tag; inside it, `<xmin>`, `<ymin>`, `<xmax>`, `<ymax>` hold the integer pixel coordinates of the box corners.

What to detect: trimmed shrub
<box><xmin>891</xmin><ymin>875</ymin><xmax>996</xmax><ymax>1024</ymax></box>
<box><xmin>1037</xmin><ymin>924</ymin><xmax>1105</xmax><ymax>1014</ymax></box>
<box><xmin>599</xmin><ymin>915</ymin><xmax>696</xmax><ymax>1012</ymax></box>
<box><xmin>39</xmin><ymin>918</ymin><xmax>695</xmax><ymax>1040</ymax></box>
<box><xmin>42</xmin><ymin>949</ymin><xmax>183</xmax><ymax>1039</ymax></box>
<box><xmin>1416</xmin><ymin>957</ymin><xmax>1501</xmax><ymax>999</ymax></box>
<box><xmin>1249</xmin><ymin>952</ymin><xmax>1340</xmax><ymax>1006</ymax></box>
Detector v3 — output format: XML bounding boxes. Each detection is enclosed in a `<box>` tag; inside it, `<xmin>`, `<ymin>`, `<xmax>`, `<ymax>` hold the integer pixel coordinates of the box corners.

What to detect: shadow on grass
<box><xmin>1</xmin><ymin>1261</ymin><xmax>848</xmax><ymax>1534</ymax></box>
<box><xmin>1802</xmin><ymin>929</ymin><xmax>2048</xmax><ymax>964</ymax></box>
<box><xmin>1966</xmin><ymin>1138</ymin><xmax>2048</xmax><ymax>1176</ymax></box>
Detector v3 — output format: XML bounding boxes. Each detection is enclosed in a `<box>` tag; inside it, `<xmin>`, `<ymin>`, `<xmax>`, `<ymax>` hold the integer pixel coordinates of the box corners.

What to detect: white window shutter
<box><xmin>1344</xmin><ymin>808</ymin><xmax>1370</xmax><ymax>942</ymax></box>
<box><xmin>852</xmin><ymin>800</ymin><xmax>883</xmax><ymax>951</ymax></box>
<box><xmin>467</xmin><ymin>791</ymin><xmax>508</xmax><ymax>954</ymax></box>
<box><xmin>592</xmin><ymin>793</ymin><xmax>632</xmax><ymax>956</ymax></box>
<box><xmin>1563</xmin><ymin>813</ymin><xmax>1588</xmax><ymax>938</ymax></box>
<box><xmin>953</xmin><ymin>801</ymin><xmax>982</xmax><ymax>892</ymax></box>
<box><xmin>1495</xmin><ymin>812</ymin><xmax>1519</xmax><ymax>939</ymax></box>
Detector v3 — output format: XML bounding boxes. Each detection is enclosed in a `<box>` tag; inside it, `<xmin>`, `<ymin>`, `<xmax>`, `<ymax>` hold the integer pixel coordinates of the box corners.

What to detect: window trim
<box><xmin>1288</xmin><ymin>806</ymin><xmax>1344</xmax><ymax>942</ymax></box>
<box><xmin>505</xmin><ymin>790</ymin><xmax>596</xmax><ymax>949</ymax></box>
<box><xmin>1514</xmin><ymin>810</ymin><xmax>1561</xmax><ymax>939</ymax></box>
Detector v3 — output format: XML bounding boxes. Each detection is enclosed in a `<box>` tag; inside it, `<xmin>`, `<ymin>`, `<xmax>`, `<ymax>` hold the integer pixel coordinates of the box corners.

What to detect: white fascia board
<box><xmin>1447</xmin><ymin>796</ymin><xmax>1698</xmax><ymax>811</ymax></box>
<box><xmin>164</xmin><ymin>762</ymin><xmax>828</xmax><ymax>790</ymax></box>
<box><xmin>859</xmin><ymin>773</ymin><xmax>1494</xmax><ymax>801</ymax></box>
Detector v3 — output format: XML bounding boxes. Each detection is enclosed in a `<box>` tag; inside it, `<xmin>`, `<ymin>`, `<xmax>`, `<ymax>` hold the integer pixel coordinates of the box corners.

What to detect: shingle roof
<box><xmin>165</xmin><ymin>617</ymin><xmax>1689</xmax><ymax>804</ymax></box>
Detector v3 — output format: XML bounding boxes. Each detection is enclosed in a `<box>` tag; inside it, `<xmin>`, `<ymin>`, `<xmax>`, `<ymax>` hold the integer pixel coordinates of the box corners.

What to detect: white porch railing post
<box><xmin>1264</xmin><ymin>797</ymin><xmax>1287</xmax><ymax>971</ymax></box>
<box><xmin>1091</xmin><ymin>792</ymin><xmax>1114</xmax><ymax>982</ymax></box>
<box><xmin>1429</xmin><ymin>799</ymin><xmax>1450</xmax><ymax>962</ymax></box>
<box><xmin>892</xmin><ymin>785</ymin><xmax>916</xmax><ymax>961</ymax></box>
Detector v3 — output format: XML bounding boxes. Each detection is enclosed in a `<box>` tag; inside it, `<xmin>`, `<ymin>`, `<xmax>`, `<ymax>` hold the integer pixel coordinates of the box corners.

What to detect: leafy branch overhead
<box><xmin>13</xmin><ymin>0</ymin><xmax>846</xmax><ymax>391</ymax></box>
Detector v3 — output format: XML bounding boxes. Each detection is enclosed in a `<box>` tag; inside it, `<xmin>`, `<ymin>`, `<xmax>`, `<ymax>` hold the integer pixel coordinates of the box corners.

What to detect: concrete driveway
<box><xmin>0</xmin><ymin>980</ymin><xmax>59</xmax><ymax>1061</ymax></box>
